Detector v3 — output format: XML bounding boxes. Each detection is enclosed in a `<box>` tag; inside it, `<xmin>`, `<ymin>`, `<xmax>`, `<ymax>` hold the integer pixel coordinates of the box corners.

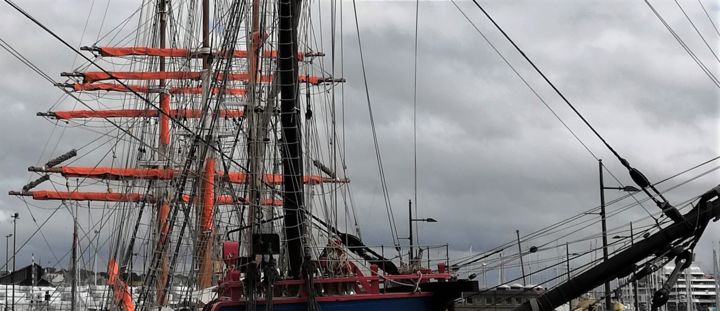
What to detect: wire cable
<box><xmin>351</xmin><ymin>0</ymin><xmax>400</xmax><ymax>248</ymax></box>
<box><xmin>644</xmin><ymin>0</ymin><xmax>720</xmax><ymax>88</ymax></box>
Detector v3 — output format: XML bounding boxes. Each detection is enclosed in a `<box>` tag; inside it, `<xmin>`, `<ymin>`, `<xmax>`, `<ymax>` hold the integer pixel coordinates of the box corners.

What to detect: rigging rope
<box><xmin>412</xmin><ymin>0</ymin><xmax>420</xmax><ymax>248</ymax></box>
<box><xmin>643</xmin><ymin>0</ymin><xmax>720</xmax><ymax>88</ymax></box>
<box><xmin>350</xmin><ymin>0</ymin><xmax>400</xmax><ymax>249</ymax></box>
<box><xmin>672</xmin><ymin>0</ymin><xmax>720</xmax><ymax>65</ymax></box>
<box><xmin>468</xmin><ymin>0</ymin><xmax>630</xmax><ymax>170</ymax></box>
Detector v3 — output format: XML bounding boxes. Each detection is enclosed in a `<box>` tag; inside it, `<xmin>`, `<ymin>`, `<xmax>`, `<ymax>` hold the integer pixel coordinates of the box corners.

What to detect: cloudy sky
<box><xmin>0</xmin><ymin>0</ymin><xmax>719</xmax><ymax>289</ymax></box>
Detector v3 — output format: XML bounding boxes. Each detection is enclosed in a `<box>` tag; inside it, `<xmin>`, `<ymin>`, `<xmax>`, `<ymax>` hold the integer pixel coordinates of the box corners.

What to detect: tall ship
<box><xmin>3</xmin><ymin>1</ymin><xmax>720</xmax><ymax>311</ymax></box>
<box><xmin>6</xmin><ymin>0</ymin><xmax>473</xmax><ymax>310</ymax></box>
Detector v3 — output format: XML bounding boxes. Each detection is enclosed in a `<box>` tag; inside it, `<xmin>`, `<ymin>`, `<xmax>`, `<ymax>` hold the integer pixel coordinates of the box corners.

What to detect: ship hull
<box><xmin>208</xmin><ymin>294</ymin><xmax>436</xmax><ymax>311</ymax></box>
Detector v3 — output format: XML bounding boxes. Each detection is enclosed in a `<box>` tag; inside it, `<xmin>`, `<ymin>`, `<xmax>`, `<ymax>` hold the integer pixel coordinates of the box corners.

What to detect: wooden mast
<box><xmin>278</xmin><ymin>0</ymin><xmax>305</xmax><ymax>278</ymax></box>
<box><xmin>243</xmin><ymin>0</ymin><xmax>261</xmax><ymax>262</ymax></box>
<box><xmin>155</xmin><ymin>0</ymin><xmax>170</xmax><ymax>304</ymax></box>
<box><xmin>196</xmin><ymin>0</ymin><xmax>215</xmax><ymax>289</ymax></box>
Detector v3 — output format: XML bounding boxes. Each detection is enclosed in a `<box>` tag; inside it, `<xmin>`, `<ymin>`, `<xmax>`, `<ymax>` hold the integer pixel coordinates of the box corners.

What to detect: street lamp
<box><xmin>613</xmin><ymin>222</ymin><xmax>638</xmax><ymax>311</ymax></box>
<box><xmin>599</xmin><ymin>160</ymin><xmax>639</xmax><ymax>311</ymax></box>
<box><xmin>4</xmin><ymin>234</ymin><xmax>11</xmax><ymax>311</ymax></box>
<box><xmin>565</xmin><ymin>243</ymin><xmax>580</xmax><ymax>311</ymax></box>
<box><xmin>10</xmin><ymin>213</ymin><xmax>18</xmax><ymax>311</ymax></box>
<box><xmin>408</xmin><ymin>199</ymin><xmax>437</xmax><ymax>263</ymax></box>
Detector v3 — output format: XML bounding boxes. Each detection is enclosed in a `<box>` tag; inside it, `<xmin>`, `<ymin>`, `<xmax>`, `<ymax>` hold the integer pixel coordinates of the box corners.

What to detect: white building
<box><xmin>619</xmin><ymin>263</ymin><xmax>718</xmax><ymax>311</ymax></box>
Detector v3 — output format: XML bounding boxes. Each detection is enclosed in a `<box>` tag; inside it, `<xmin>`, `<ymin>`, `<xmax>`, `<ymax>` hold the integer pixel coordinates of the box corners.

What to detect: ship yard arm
<box><xmin>513</xmin><ymin>184</ymin><xmax>720</xmax><ymax>311</ymax></box>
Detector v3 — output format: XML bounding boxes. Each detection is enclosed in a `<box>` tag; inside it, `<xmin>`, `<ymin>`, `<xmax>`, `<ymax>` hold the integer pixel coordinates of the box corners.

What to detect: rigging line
<box><xmin>673</xmin><ymin>0</ymin><xmax>720</xmax><ymax>64</ymax></box>
<box><xmin>469</xmin><ymin>0</ymin><xmax>638</xmax><ymax>170</ymax></box>
<box><xmin>448</xmin><ymin>0</ymin><xmax>661</xmax><ymax>221</ymax></box>
<box><xmin>644</xmin><ymin>0</ymin><xmax>720</xmax><ymax>88</ymax></box>
<box><xmin>450</xmin><ymin>0</ymin><xmax>623</xmax><ymax>166</ymax></box>
<box><xmin>469</xmin><ymin>1</ymin><xmax>704</xmax><ymax>221</ymax></box>
<box><xmin>95</xmin><ymin>0</ymin><xmax>112</xmax><ymax>44</ymax></box>
<box><xmin>0</xmin><ymin>36</ymin><xmax>168</xmax><ymax>168</ymax></box>
<box><xmin>2</xmin><ymin>0</ymin><xmax>285</xmax><ymax>195</ymax></box>
<box><xmin>696</xmin><ymin>0</ymin><xmax>720</xmax><ymax>37</ymax></box>
<box><xmin>20</xmin><ymin>201</ymin><xmax>60</xmax><ymax>264</ymax></box>
<box><xmin>0</xmin><ymin>203</ymin><xmax>63</xmax><ymax>272</ymax></box>
<box><xmin>453</xmin><ymin>160</ymin><xmax>717</xmax><ymax>267</ymax></box>
<box><xmin>655</xmin><ymin>155</ymin><xmax>720</xmax><ymax>185</ymax></box>
<box><xmin>71</xmin><ymin>0</ymin><xmax>96</xmax><ymax>70</ymax></box>
<box><xmin>412</xmin><ymin>0</ymin><xmax>420</xmax><ymax>247</ymax></box>
<box><xmin>351</xmin><ymin>0</ymin><xmax>400</xmax><ymax>247</ymax></box>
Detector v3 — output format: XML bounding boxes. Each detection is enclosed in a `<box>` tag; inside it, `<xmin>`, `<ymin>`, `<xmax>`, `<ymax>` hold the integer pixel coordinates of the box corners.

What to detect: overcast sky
<box><xmin>0</xmin><ymin>0</ymin><xmax>719</xmax><ymax>288</ymax></box>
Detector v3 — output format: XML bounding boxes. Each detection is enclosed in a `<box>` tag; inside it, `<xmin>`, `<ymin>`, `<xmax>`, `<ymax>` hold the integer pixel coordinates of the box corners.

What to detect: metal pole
<box><xmin>566</xmin><ymin>242</ymin><xmax>572</xmax><ymax>311</ymax></box>
<box><xmin>11</xmin><ymin>215</ymin><xmax>17</xmax><ymax>311</ymax></box>
<box><xmin>4</xmin><ymin>234</ymin><xmax>9</xmax><ymax>311</ymax></box>
<box><xmin>499</xmin><ymin>252</ymin><xmax>504</xmax><ymax>285</ymax></box>
<box><xmin>482</xmin><ymin>263</ymin><xmax>487</xmax><ymax>288</ymax></box>
<box><xmin>599</xmin><ymin>160</ymin><xmax>612</xmax><ymax>311</ymax></box>
<box><xmin>71</xmin><ymin>214</ymin><xmax>77</xmax><ymax>311</ymax></box>
<box><xmin>715</xmin><ymin>242</ymin><xmax>720</xmax><ymax>311</ymax></box>
<box><xmin>685</xmin><ymin>266</ymin><xmax>691</xmax><ymax>311</ymax></box>
<box><xmin>516</xmin><ymin>229</ymin><xmax>526</xmax><ymax>286</ymax></box>
<box><xmin>631</xmin><ymin>222</ymin><xmax>639</xmax><ymax>311</ymax></box>
<box><xmin>409</xmin><ymin>199</ymin><xmax>414</xmax><ymax>263</ymax></box>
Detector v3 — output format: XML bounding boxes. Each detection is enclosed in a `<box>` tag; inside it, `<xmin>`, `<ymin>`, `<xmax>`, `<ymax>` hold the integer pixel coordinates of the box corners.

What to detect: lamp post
<box><xmin>565</xmin><ymin>243</ymin><xmax>579</xmax><ymax>311</ymax></box>
<box><xmin>408</xmin><ymin>199</ymin><xmax>437</xmax><ymax>263</ymax></box>
<box><xmin>481</xmin><ymin>263</ymin><xmax>487</xmax><ymax>288</ymax></box>
<box><xmin>4</xmin><ymin>234</ymin><xmax>11</xmax><ymax>311</ymax></box>
<box><xmin>10</xmin><ymin>213</ymin><xmax>18</xmax><ymax>311</ymax></box>
<box><xmin>613</xmin><ymin>222</ymin><xmax>638</xmax><ymax>311</ymax></box>
<box><xmin>599</xmin><ymin>160</ymin><xmax>640</xmax><ymax>311</ymax></box>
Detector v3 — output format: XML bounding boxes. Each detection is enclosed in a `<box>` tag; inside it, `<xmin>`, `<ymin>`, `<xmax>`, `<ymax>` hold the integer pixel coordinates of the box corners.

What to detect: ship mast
<box><xmin>243</xmin><ymin>0</ymin><xmax>262</xmax><ymax>263</ymax></box>
<box><xmin>155</xmin><ymin>0</ymin><xmax>170</xmax><ymax>304</ymax></box>
<box><xmin>196</xmin><ymin>0</ymin><xmax>216</xmax><ymax>289</ymax></box>
<box><xmin>278</xmin><ymin>0</ymin><xmax>305</xmax><ymax>278</ymax></box>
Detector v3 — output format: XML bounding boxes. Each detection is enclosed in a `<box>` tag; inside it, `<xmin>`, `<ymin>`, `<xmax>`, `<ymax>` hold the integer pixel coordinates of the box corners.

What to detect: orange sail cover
<box><xmin>59</xmin><ymin>167</ymin><xmax>174</xmax><ymax>180</ymax></box>
<box><xmin>31</xmin><ymin>191</ymin><xmax>149</xmax><ymax>202</ymax></box>
<box><xmin>51</xmin><ymin>108</ymin><xmax>245</xmax><ymax>120</ymax></box>
<box><xmin>224</xmin><ymin>172</ymin><xmax>348</xmax><ymax>185</ymax></box>
<box><xmin>180</xmin><ymin>194</ymin><xmax>281</xmax><ymax>206</ymax></box>
<box><xmin>201</xmin><ymin>157</ymin><xmax>215</xmax><ymax>231</ymax></box>
<box><xmin>71</xmin><ymin>83</ymin><xmax>247</xmax><ymax>96</ymax></box>
<box><xmin>24</xmin><ymin>190</ymin><xmax>282</xmax><ymax>206</ymax></box>
<box><xmin>94</xmin><ymin>46</ymin><xmax>305</xmax><ymax>60</ymax></box>
<box><xmin>107</xmin><ymin>258</ymin><xmax>135</xmax><ymax>311</ymax></box>
<box><xmin>81</xmin><ymin>71</ymin><xmax>269</xmax><ymax>83</ymax></box>
<box><xmin>80</xmin><ymin>71</ymin><xmax>324</xmax><ymax>85</ymax></box>
<box><xmin>159</xmin><ymin>93</ymin><xmax>171</xmax><ymax>145</ymax></box>
<box><xmin>45</xmin><ymin>166</ymin><xmax>344</xmax><ymax>185</ymax></box>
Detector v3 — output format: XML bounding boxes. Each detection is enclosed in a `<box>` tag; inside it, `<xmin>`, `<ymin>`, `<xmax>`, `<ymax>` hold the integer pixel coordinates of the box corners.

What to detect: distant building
<box><xmin>0</xmin><ymin>263</ymin><xmax>51</xmax><ymax>286</ymax></box>
<box><xmin>455</xmin><ymin>284</ymin><xmax>546</xmax><ymax>311</ymax></box>
<box><xmin>618</xmin><ymin>263</ymin><xmax>718</xmax><ymax>311</ymax></box>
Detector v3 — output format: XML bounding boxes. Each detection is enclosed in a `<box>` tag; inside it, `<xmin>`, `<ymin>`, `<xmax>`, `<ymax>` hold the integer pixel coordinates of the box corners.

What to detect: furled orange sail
<box><xmin>58</xmin><ymin>167</ymin><xmax>174</xmax><ymax>180</ymax></box>
<box><xmin>158</xmin><ymin>202</ymin><xmax>170</xmax><ymax>243</ymax></box>
<box><xmin>33</xmin><ymin>166</ymin><xmax>344</xmax><ymax>184</ymax></box>
<box><xmin>201</xmin><ymin>157</ymin><xmax>215</xmax><ymax>231</ymax></box>
<box><xmin>106</xmin><ymin>258</ymin><xmax>135</xmax><ymax>311</ymax></box>
<box><xmin>180</xmin><ymin>194</ymin><xmax>282</xmax><ymax>206</ymax></box>
<box><xmin>79</xmin><ymin>71</ymin><xmax>326</xmax><ymax>85</ymax></box>
<box><xmin>49</xmin><ymin>108</ymin><xmax>245</xmax><ymax>120</ymax></box>
<box><xmin>71</xmin><ymin>83</ymin><xmax>246</xmax><ymax>96</ymax></box>
<box><xmin>16</xmin><ymin>190</ymin><xmax>283</xmax><ymax>206</ymax></box>
<box><xmin>91</xmin><ymin>46</ymin><xmax>305</xmax><ymax>60</ymax></box>
<box><xmin>223</xmin><ymin>172</ymin><xmax>348</xmax><ymax>185</ymax></box>
<box><xmin>159</xmin><ymin>93</ymin><xmax>171</xmax><ymax>145</ymax></box>
<box><xmin>107</xmin><ymin>259</ymin><xmax>119</xmax><ymax>284</ymax></box>
<box><xmin>31</xmin><ymin>191</ymin><xmax>149</xmax><ymax>202</ymax></box>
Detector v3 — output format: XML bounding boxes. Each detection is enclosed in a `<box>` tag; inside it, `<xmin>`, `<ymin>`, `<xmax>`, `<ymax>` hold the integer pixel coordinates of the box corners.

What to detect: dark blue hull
<box><xmin>213</xmin><ymin>295</ymin><xmax>435</xmax><ymax>311</ymax></box>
